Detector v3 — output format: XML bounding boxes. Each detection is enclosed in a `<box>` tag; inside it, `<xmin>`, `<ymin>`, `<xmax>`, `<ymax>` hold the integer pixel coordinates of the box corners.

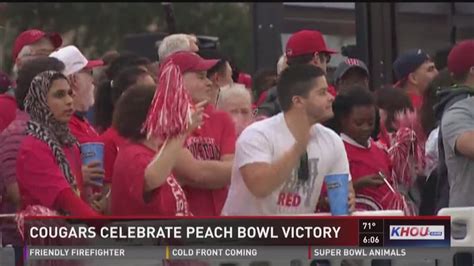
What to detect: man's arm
<box><xmin>454</xmin><ymin>131</ymin><xmax>474</xmax><ymax>160</ymax></box>
<box><xmin>173</xmin><ymin>148</ymin><xmax>232</xmax><ymax>189</ymax></box>
<box><xmin>173</xmin><ymin>110</ymin><xmax>236</xmax><ymax>188</ymax></box>
<box><xmin>240</xmin><ymin>142</ymin><xmax>306</xmax><ymax>198</ymax></box>
<box><xmin>442</xmin><ymin>100</ymin><xmax>474</xmax><ymax>160</ymax></box>
<box><xmin>238</xmin><ymin>115</ymin><xmax>311</xmax><ymax>198</ymax></box>
<box><xmin>143</xmin><ymin>135</ymin><xmax>186</xmax><ymax>192</ymax></box>
<box><xmin>221</xmin><ymin>154</ymin><xmax>234</xmax><ymax>162</ymax></box>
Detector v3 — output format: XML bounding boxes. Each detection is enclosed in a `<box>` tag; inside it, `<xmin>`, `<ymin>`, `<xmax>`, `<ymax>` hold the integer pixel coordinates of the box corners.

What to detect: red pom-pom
<box><xmin>142</xmin><ymin>59</ymin><xmax>192</xmax><ymax>141</ymax></box>
<box><xmin>16</xmin><ymin>205</ymin><xmax>58</xmax><ymax>240</ymax></box>
<box><xmin>389</xmin><ymin>110</ymin><xmax>426</xmax><ymax>189</ymax></box>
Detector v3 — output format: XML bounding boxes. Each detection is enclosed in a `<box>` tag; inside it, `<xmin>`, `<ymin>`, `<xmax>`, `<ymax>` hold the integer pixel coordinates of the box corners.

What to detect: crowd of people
<box><xmin>0</xmin><ymin>26</ymin><xmax>474</xmax><ymax>259</ymax></box>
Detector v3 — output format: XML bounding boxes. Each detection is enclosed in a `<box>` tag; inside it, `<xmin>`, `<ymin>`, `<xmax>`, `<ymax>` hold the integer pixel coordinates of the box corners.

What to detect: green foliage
<box><xmin>0</xmin><ymin>3</ymin><xmax>252</xmax><ymax>73</ymax></box>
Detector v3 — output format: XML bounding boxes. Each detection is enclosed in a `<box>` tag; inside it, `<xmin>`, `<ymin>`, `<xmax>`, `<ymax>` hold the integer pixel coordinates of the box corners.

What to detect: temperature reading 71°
<box><xmin>363</xmin><ymin>222</ymin><xmax>377</xmax><ymax>230</ymax></box>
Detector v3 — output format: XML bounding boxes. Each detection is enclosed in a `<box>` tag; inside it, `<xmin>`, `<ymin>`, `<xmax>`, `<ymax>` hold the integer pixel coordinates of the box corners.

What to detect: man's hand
<box><xmin>188</xmin><ymin>100</ymin><xmax>207</xmax><ymax>133</ymax></box>
<box><xmin>82</xmin><ymin>161</ymin><xmax>105</xmax><ymax>187</ymax></box>
<box><xmin>291</xmin><ymin>113</ymin><xmax>311</xmax><ymax>153</ymax></box>
<box><xmin>90</xmin><ymin>193</ymin><xmax>108</xmax><ymax>214</ymax></box>
<box><xmin>348</xmin><ymin>183</ymin><xmax>356</xmax><ymax>213</ymax></box>
<box><xmin>353</xmin><ymin>174</ymin><xmax>384</xmax><ymax>190</ymax></box>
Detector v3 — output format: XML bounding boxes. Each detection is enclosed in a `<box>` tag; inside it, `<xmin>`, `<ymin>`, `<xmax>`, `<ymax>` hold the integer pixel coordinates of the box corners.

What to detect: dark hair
<box><xmin>101</xmin><ymin>50</ymin><xmax>120</xmax><ymax>65</ymax></box>
<box><xmin>434</xmin><ymin>46</ymin><xmax>453</xmax><ymax>71</ymax></box>
<box><xmin>112</xmin><ymin>67</ymin><xmax>151</xmax><ymax>107</ymax></box>
<box><xmin>94</xmin><ymin>53</ymin><xmax>152</xmax><ymax>133</ymax></box>
<box><xmin>332</xmin><ymin>86</ymin><xmax>375</xmax><ymax>133</ymax></box>
<box><xmin>113</xmin><ymin>85</ymin><xmax>156</xmax><ymax>142</ymax></box>
<box><xmin>420</xmin><ymin>69</ymin><xmax>454</xmax><ymax>135</ymax></box>
<box><xmin>253</xmin><ymin>69</ymin><xmax>277</xmax><ymax>100</ymax></box>
<box><xmin>286</xmin><ymin>54</ymin><xmax>314</xmax><ymax>66</ymax></box>
<box><xmin>277</xmin><ymin>64</ymin><xmax>326</xmax><ymax>112</ymax></box>
<box><xmin>198</xmin><ymin>50</ymin><xmax>229</xmax><ymax>78</ymax></box>
<box><xmin>286</xmin><ymin>53</ymin><xmax>327</xmax><ymax>67</ymax></box>
<box><xmin>15</xmin><ymin>57</ymin><xmax>65</xmax><ymax>110</ymax></box>
<box><xmin>105</xmin><ymin>52</ymin><xmax>150</xmax><ymax>81</ymax></box>
<box><xmin>208</xmin><ymin>60</ymin><xmax>228</xmax><ymax>78</ymax></box>
<box><xmin>229</xmin><ymin>60</ymin><xmax>239</xmax><ymax>83</ymax></box>
<box><xmin>375</xmin><ymin>86</ymin><xmax>414</xmax><ymax>132</ymax></box>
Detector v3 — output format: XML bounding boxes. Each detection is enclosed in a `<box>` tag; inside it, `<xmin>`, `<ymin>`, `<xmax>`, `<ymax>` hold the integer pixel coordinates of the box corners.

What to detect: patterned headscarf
<box><xmin>24</xmin><ymin>70</ymin><xmax>79</xmax><ymax>191</ymax></box>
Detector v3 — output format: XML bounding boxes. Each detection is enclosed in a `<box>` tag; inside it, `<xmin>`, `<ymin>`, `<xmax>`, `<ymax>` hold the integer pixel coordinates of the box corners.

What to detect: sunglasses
<box><xmin>298</xmin><ymin>151</ymin><xmax>309</xmax><ymax>182</ymax></box>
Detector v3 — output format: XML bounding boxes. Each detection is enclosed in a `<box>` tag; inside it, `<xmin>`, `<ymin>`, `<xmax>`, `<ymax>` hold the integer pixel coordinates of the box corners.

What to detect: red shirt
<box><xmin>100</xmin><ymin>127</ymin><xmax>127</xmax><ymax>183</ymax></box>
<box><xmin>69</xmin><ymin>114</ymin><xmax>101</xmax><ymax>144</ymax></box>
<box><xmin>16</xmin><ymin>136</ymin><xmax>84</xmax><ymax>210</ymax></box>
<box><xmin>342</xmin><ymin>136</ymin><xmax>403</xmax><ymax>211</ymax></box>
<box><xmin>377</xmin><ymin>123</ymin><xmax>393</xmax><ymax>150</ymax></box>
<box><xmin>328</xmin><ymin>85</ymin><xmax>337</xmax><ymax>97</ymax></box>
<box><xmin>0</xmin><ymin>94</ymin><xmax>17</xmax><ymax>133</ymax></box>
<box><xmin>183</xmin><ymin>104</ymin><xmax>236</xmax><ymax>216</ymax></box>
<box><xmin>407</xmin><ymin>91</ymin><xmax>423</xmax><ymax>110</ymax></box>
<box><xmin>111</xmin><ymin>143</ymin><xmax>190</xmax><ymax>216</ymax></box>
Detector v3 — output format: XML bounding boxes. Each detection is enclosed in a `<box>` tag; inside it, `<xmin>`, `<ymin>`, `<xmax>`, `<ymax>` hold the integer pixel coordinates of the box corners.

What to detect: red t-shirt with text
<box><xmin>183</xmin><ymin>104</ymin><xmax>236</xmax><ymax>216</ymax></box>
<box><xmin>111</xmin><ymin>143</ymin><xmax>190</xmax><ymax>216</ymax></box>
<box><xmin>100</xmin><ymin>127</ymin><xmax>127</xmax><ymax>183</ymax></box>
<box><xmin>16</xmin><ymin>136</ymin><xmax>84</xmax><ymax>209</ymax></box>
<box><xmin>343</xmin><ymin>139</ymin><xmax>402</xmax><ymax>211</ymax></box>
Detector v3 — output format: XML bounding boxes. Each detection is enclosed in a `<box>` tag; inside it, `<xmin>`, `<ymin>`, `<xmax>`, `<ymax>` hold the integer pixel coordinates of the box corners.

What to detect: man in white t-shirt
<box><xmin>222</xmin><ymin>64</ymin><xmax>355</xmax><ymax>215</ymax></box>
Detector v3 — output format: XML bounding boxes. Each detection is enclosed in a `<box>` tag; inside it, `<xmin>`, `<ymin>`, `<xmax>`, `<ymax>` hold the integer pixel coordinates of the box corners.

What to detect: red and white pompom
<box><xmin>142</xmin><ymin>59</ymin><xmax>193</xmax><ymax>141</ymax></box>
<box><xmin>15</xmin><ymin>205</ymin><xmax>58</xmax><ymax>240</ymax></box>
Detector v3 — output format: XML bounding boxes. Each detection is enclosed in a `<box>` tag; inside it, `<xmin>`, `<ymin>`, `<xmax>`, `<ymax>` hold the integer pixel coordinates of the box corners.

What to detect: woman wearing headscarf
<box><xmin>16</xmin><ymin>71</ymin><xmax>98</xmax><ymax>216</ymax></box>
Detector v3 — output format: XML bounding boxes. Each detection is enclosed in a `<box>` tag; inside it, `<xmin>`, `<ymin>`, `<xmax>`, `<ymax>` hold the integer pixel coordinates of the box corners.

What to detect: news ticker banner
<box><xmin>19</xmin><ymin>216</ymin><xmax>451</xmax><ymax>247</ymax></box>
<box><xmin>23</xmin><ymin>246</ymin><xmax>474</xmax><ymax>262</ymax></box>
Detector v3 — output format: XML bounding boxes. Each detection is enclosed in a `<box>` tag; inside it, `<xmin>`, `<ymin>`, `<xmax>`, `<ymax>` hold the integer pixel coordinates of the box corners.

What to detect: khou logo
<box><xmin>389</xmin><ymin>225</ymin><xmax>445</xmax><ymax>240</ymax></box>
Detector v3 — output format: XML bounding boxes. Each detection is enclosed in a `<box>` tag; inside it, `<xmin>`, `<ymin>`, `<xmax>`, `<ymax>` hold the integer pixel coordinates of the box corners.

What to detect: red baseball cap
<box><xmin>448</xmin><ymin>40</ymin><xmax>474</xmax><ymax>76</ymax></box>
<box><xmin>285</xmin><ymin>30</ymin><xmax>337</xmax><ymax>58</ymax></box>
<box><xmin>12</xmin><ymin>29</ymin><xmax>63</xmax><ymax>61</ymax></box>
<box><xmin>85</xmin><ymin>60</ymin><xmax>104</xmax><ymax>70</ymax></box>
<box><xmin>167</xmin><ymin>51</ymin><xmax>218</xmax><ymax>73</ymax></box>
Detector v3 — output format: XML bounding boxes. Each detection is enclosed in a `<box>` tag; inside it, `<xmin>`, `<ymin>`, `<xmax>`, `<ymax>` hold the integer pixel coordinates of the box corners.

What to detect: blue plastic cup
<box><xmin>80</xmin><ymin>142</ymin><xmax>104</xmax><ymax>184</ymax></box>
<box><xmin>324</xmin><ymin>173</ymin><xmax>349</xmax><ymax>216</ymax></box>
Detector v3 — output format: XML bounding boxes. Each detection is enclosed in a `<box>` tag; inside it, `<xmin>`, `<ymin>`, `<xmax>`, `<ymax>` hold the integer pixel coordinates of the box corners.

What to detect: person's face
<box><xmin>337</xmin><ymin>68</ymin><xmax>370</xmax><ymax>93</ymax></box>
<box><xmin>342</xmin><ymin>105</ymin><xmax>376</xmax><ymax>146</ymax></box>
<box><xmin>222</xmin><ymin>96</ymin><xmax>253</xmax><ymax>136</ymax></box>
<box><xmin>311</xmin><ymin>52</ymin><xmax>331</xmax><ymax>73</ymax></box>
<box><xmin>72</xmin><ymin>69</ymin><xmax>95</xmax><ymax>112</ymax></box>
<box><xmin>209</xmin><ymin>62</ymin><xmax>234</xmax><ymax>104</ymax></box>
<box><xmin>183</xmin><ymin>71</ymin><xmax>213</xmax><ymax>103</ymax></box>
<box><xmin>17</xmin><ymin>38</ymin><xmax>55</xmax><ymax>66</ymax></box>
<box><xmin>411</xmin><ymin>61</ymin><xmax>439</xmax><ymax>92</ymax></box>
<box><xmin>217</xmin><ymin>62</ymin><xmax>234</xmax><ymax>88</ymax></box>
<box><xmin>136</xmin><ymin>73</ymin><xmax>156</xmax><ymax>87</ymax></box>
<box><xmin>31</xmin><ymin>38</ymin><xmax>55</xmax><ymax>56</ymax></box>
<box><xmin>297</xmin><ymin>75</ymin><xmax>334</xmax><ymax>124</ymax></box>
<box><xmin>46</xmin><ymin>78</ymin><xmax>74</xmax><ymax>123</ymax></box>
